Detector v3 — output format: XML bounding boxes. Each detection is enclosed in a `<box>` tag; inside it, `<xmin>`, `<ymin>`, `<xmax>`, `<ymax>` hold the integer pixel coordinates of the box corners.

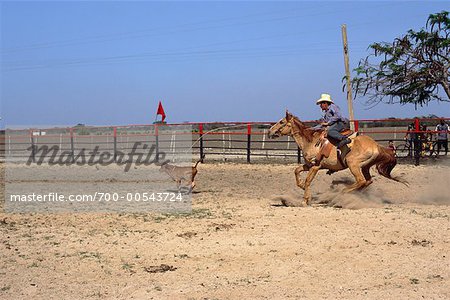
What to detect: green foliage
<box><xmin>350</xmin><ymin>11</ymin><xmax>450</xmax><ymax>108</ymax></box>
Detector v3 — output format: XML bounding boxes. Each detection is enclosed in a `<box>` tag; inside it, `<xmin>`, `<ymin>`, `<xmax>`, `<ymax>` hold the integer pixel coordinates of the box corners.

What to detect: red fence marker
<box><xmin>247</xmin><ymin>123</ymin><xmax>251</xmax><ymax>163</ymax></box>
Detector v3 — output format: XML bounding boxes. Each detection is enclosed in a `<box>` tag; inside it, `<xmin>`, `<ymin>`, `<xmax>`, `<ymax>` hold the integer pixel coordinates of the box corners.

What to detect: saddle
<box><xmin>315</xmin><ymin>129</ymin><xmax>357</xmax><ymax>166</ymax></box>
<box><xmin>340</xmin><ymin>129</ymin><xmax>353</xmax><ymax>136</ymax></box>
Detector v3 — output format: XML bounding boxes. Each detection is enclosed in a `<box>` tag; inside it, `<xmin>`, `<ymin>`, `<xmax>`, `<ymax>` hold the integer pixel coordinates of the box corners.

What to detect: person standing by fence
<box><xmin>387</xmin><ymin>140</ymin><xmax>396</xmax><ymax>156</ymax></box>
<box><xmin>435</xmin><ymin>119</ymin><xmax>449</xmax><ymax>156</ymax></box>
<box><xmin>404</xmin><ymin>122</ymin><xmax>415</xmax><ymax>158</ymax></box>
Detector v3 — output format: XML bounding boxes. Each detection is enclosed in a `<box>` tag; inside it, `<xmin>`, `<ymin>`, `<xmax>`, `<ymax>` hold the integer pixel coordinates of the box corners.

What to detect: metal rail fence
<box><xmin>1</xmin><ymin>117</ymin><xmax>449</xmax><ymax>165</ymax></box>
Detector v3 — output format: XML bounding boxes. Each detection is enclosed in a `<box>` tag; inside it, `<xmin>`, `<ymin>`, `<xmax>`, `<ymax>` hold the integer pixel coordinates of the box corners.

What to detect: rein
<box><xmin>289</xmin><ymin>117</ymin><xmax>316</xmax><ymax>143</ymax></box>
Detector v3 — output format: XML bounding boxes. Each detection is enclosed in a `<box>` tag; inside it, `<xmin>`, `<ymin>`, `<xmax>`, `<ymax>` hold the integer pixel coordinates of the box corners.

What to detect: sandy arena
<box><xmin>1</xmin><ymin>161</ymin><xmax>450</xmax><ymax>299</ymax></box>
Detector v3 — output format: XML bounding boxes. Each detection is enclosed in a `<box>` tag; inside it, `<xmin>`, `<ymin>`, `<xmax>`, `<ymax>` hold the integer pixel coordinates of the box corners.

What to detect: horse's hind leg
<box><xmin>361</xmin><ymin>165</ymin><xmax>373</xmax><ymax>188</ymax></box>
<box><xmin>294</xmin><ymin>164</ymin><xmax>310</xmax><ymax>190</ymax></box>
<box><xmin>343</xmin><ymin>162</ymin><xmax>367</xmax><ymax>193</ymax></box>
<box><xmin>303</xmin><ymin>165</ymin><xmax>321</xmax><ymax>205</ymax></box>
<box><xmin>360</xmin><ymin>151</ymin><xmax>379</xmax><ymax>189</ymax></box>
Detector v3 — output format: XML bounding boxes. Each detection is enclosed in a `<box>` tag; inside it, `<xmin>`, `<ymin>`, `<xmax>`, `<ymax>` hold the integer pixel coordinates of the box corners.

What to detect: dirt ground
<box><xmin>1</xmin><ymin>161</ymin><xmax>450</xmax><ymax>299</ymax></box>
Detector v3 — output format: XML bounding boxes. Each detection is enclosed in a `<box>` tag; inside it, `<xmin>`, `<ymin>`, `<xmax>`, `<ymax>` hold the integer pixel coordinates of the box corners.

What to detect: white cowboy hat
<box><xmin>316</xmin><ymin>93</ymin><xmax>334</xmax><ymax>104</ymax></box>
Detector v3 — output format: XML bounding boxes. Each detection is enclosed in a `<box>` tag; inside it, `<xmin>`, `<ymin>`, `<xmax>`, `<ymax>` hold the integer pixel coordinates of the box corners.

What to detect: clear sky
<box><xmin>1</xmin><ymin>1</ymin><xmax>449</xmax><ymax>127</ymax></box>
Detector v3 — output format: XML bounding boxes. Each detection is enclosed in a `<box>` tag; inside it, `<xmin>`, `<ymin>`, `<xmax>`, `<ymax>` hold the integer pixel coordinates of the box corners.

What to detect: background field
<box><xmin>3</xmin><ymin>119</ymin><xmax>449</xmax><ymax>165</ymax></box>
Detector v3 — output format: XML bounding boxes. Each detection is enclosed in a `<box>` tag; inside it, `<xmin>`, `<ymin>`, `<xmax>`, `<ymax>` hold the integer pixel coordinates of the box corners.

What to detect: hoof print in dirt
<box><xmin>177</xmin><ymin>232</ymin><xmax>197</xmax><ymax>239</ymax></box>
<box><xmin>144</xmin><ymin>264</ymin><xmax>177</xmax><ymax>273</ymax></box>
<box><xmin>210</xmin><ymin>223</ymin><xmax>235</xmax><ymax>231</ymax></box>
<box><xmin>410</xmin><ymin>239</ymin><xmax>433</xmax><ymax>247</ymax></box>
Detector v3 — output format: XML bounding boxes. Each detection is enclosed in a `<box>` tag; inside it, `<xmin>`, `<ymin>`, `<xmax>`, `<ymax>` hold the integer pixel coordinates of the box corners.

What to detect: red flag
<box><xmin>156</xmin><ymin>101</ymin><xmax>166</xmax><ymax>122</ymax></box>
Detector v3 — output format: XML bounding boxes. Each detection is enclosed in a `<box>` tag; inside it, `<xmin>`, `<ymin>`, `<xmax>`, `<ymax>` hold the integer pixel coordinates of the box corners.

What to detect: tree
<box><xmin>350</xmin><ymin>11</ymin><xmax>450</xmax><ymax>108</ymax></box>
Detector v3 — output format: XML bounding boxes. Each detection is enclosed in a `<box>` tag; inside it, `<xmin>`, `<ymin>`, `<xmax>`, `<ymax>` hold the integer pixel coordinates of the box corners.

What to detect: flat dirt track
<box><xmin>1</xmin><ymin>161</ymin><xmax>450</xmax><ymax>299</ymax></box>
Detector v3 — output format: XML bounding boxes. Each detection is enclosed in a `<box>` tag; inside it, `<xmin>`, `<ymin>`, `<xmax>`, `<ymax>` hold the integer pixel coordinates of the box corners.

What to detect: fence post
<box><xmin>70</xmin><ymin>128</ymin><xmax>75</xmax><ymax>163</ymax></box>
<box><xmin>354</xmin><ymin>120</ymin><xmax>359</xmax><ymax>132</ymax></box>
<box><xmin>222</xmin><ymin>130</ymin><xmax>226</xmax><ymax>161</ymax></box>
<box><xmin>414</xmin><ymin>118</ymin><xmax>420</xmax><ymax>166</ymax></box>
<box><xmin>30</xmin><ymin>130</ymin><xmax>36</xmax><ymax>163</ymax></box>
<box><xmin>297</xmin><ymin>147</ymin><xmax>301</xmax><ymax>164</ymax></box>
<box><xmin>113</xmin><ymin>127</ymin><xmax>117</xmax><ymax>163</ymax></box>
<box><xmin>247</xmin><ymin>124</ymin><xmax>251</xmax><ymax>163</ymax></box>
<box><xmin>155</xmin><ymin>124</ymin><xmax>159</xmax><ymax>163</ymax></box>
<box><xmin>199</xmin><ymin>123</ymin><xmax>204</xmax><ymax>162</ymax></box>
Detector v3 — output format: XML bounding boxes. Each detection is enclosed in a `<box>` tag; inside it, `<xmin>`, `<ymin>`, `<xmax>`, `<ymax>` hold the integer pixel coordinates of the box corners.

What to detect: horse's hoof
<box><xmin>362</xmin><ymin>180</ymin><xmax>373</xmax><ymax>188</ymax></box>
<box><xmin>281</xmin><ymin>198</ymin><xmax>305</xmax><ymax>207</ymax></box>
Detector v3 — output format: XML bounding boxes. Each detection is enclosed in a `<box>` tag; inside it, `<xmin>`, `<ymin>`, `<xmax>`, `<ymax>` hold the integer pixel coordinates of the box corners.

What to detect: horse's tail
<box><xmin>376</xmin><ymin>146</ymin><xmax>409</xmax><ymax>186</ymax></box>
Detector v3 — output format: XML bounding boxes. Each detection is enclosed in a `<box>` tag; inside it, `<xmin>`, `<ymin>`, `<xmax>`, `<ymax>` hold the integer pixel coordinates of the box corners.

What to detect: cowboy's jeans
<box><xmin>327</xmin><ymin>121</ymin><xmax>346</xmax><ymax>143</ymax></box>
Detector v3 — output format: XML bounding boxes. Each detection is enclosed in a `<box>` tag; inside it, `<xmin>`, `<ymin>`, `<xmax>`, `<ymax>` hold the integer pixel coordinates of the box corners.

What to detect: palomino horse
<box><xmin>268</xmin><ymin>111</ymin><xmax>402</xmax><ymax>206</ymax></box>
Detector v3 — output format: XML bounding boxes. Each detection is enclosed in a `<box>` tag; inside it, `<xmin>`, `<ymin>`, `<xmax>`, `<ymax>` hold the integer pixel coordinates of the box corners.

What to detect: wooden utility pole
<box><xmin>341</xmin><ymin>24</ymin><xmax>355</xmax><ymax>131</ymax></box>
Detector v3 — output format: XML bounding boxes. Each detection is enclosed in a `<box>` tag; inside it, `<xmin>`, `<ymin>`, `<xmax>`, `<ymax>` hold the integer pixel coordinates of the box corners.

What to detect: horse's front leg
<box><xmin>294</xmin><ymin>164</ymin><xmax>310</xmax><ymax>190</ymax></box>
<box><xmin>303</xmin><ymin>165</ymin><xmax>321</xmax><ymax>206</ymax></box>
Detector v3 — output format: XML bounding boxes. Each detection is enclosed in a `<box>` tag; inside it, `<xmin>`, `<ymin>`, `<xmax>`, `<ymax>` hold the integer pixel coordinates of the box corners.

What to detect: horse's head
<box><xmin>268</xmin><ymin>110</ymin><xmax>294</xmax><ymax>139</ymax></box>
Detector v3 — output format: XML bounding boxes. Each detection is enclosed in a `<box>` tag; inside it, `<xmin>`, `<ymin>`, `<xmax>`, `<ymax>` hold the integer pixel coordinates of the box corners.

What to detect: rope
<box><xmin>188</xmin><ymin>123</ymin><xmax>257</xmax><ymax>151</ymax></box>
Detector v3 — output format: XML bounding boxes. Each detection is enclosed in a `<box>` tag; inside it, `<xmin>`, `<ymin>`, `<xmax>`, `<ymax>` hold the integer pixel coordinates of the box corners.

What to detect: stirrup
<box><xmin>337</xmin><ymin>138</ymin><xmax>351</xmax><ymax>149</ymax></box>
<box><xmin>339</xmin><ymin>145</ymin><xmax>350</xmax><ymax>157</ymax></box>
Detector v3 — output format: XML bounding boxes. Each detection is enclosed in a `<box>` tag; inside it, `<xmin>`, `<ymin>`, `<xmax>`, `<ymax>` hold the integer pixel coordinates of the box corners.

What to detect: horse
<box><xmin>268</xmin><ymin>111</ymin><xmax>404</xmax><ymax>206</ymax></box>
